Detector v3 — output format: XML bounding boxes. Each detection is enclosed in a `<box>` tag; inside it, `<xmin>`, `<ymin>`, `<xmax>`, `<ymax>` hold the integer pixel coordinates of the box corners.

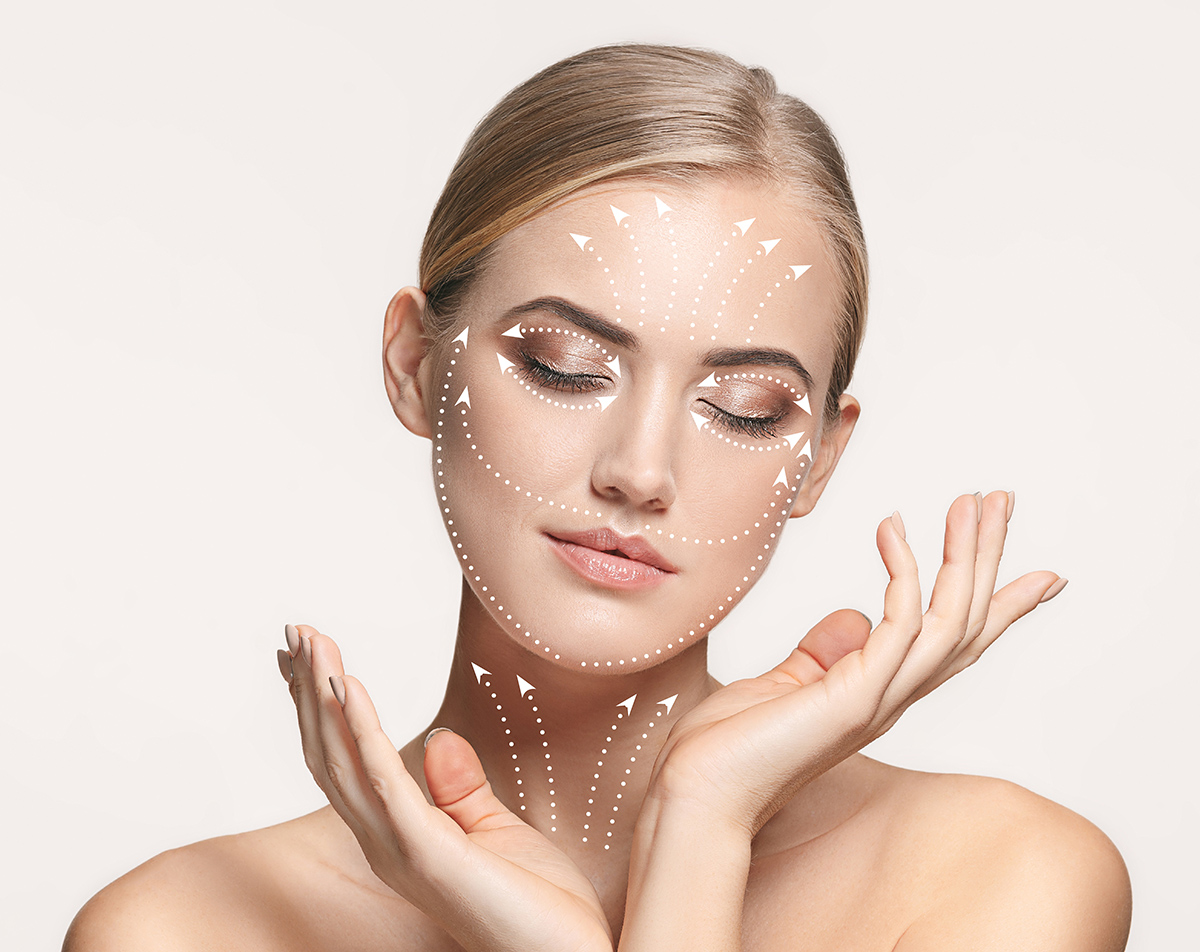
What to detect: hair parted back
<box><xmin>419</xmin><ymin>43</ymin><xmax>868</xmax><ymax>422</ymax></box>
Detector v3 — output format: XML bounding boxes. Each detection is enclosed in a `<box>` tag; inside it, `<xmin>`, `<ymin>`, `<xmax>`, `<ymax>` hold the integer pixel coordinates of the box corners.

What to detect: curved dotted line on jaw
<box><xmin>440</xmin><ymin>332</ymin><xmax>815</xmax><ymax>668</ymax></box>
<box><xmin>436</xmin><ymin>339</ymin><xmax>593</xmax><ymax>664</ymax></box>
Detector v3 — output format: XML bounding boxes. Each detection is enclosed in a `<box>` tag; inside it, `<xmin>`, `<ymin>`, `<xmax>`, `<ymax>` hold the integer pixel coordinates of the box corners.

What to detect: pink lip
<box><xmin>546</xmin><ymin>528</ymin><xmax>677</xmax><ymax>590</ymax></box>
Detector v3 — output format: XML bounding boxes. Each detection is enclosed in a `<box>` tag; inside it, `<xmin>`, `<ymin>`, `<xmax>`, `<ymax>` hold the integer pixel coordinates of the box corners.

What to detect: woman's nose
<box><xmin>590</xmin><ymin>395</ymin><xmax>678</xmax><ymax>512</ymax></box>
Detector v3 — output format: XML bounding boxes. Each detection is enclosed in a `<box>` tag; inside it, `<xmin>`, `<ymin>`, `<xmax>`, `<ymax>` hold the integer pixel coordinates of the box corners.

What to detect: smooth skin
<box><xmin>64</xmin><ymin>183</ymin><xmax>1132</xmax><ymax>950</ymax></box>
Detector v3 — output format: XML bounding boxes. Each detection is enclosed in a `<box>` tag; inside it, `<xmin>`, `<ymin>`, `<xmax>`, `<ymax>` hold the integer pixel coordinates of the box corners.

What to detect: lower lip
<box><xmin>546</xmin><ymin>535</ymin><xmax>672</xmax><ymax>591</ymax></box>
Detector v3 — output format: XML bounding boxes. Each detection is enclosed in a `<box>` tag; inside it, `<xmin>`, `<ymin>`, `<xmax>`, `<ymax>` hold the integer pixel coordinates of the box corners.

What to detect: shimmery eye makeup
<box><xmin>518</xmin><ymin>353</ymin><xmax>611</xmax><ymax>394</ymax></box>
<box><xmin>698</xmin><ymin>401</ymin><xmax>787</xmax><ymax>440</ymax></box>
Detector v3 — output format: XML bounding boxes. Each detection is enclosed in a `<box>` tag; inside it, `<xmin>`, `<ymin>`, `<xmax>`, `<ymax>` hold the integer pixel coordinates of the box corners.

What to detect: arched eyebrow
<box><xmin>702</xmin><ymin>347</ymin><xmax>814</xmax><ymax>392</ymax></box>
<box><xmin>502</xmin><ymin>297</ymin><xmax>639</xmax><ymax>351</ymax></box>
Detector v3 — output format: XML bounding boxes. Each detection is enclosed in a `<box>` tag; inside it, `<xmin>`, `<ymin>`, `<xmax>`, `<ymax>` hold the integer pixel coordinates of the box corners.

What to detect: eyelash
<box><xmin>699</xmin><ymin>401</ymin><xmax>786</xmax><ymax>440</ymax></box>
<box><xmin>519</xmin><ymin>355</ymin><xmax>611</xmax><ymax>394</ymax></box>
<box><xmin>518</xmin><ymin>354</ymin><xmax>786</xmax><ymax>440</ymax></box>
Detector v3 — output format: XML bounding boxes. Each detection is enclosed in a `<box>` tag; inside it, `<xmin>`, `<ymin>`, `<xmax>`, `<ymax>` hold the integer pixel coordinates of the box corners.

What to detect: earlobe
<box><xmin>382</xmin><ymin>286</ymin><xmax>434</xmax><ymax>439</ymax></box>
<box><xmin>788</xmin><ymin>393</ymin><xmax>860</xmax><ymax>519</ymax></box>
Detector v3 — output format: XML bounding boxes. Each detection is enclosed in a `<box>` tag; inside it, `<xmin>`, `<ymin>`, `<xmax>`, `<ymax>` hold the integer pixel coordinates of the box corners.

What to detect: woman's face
<box><xmin>420</xmin><ymin>180</ymin><xmax>848</xmax><ymax>672</ymax></box>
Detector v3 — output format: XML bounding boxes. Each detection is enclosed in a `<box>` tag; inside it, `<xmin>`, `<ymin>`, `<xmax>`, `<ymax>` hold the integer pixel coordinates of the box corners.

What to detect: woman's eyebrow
<box><xmin>701</xmin><ymin>347</ymin><xmax>815</xmax><ymax>392</ymax></box>
<box><xmin>502</xmin><ymin>297</ymin><xmax>640</xmax><ymax>351</ymax></box>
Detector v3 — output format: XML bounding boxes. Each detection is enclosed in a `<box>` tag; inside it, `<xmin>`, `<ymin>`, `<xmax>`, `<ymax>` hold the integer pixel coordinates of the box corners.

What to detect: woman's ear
<box><xmin>789</xmin><ymin>393</ymin><xmax>860</xmax><ymax>519</ymax></box>
<box><xmin>382</xmin><ymin>286</ymin><xmax>435</xmax><ymax>439</ymax></box>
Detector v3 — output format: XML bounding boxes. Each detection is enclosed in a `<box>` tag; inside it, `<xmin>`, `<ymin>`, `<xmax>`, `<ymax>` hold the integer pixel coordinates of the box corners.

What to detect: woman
<box><xmin>65</xmin><ymin>44</ymin><xmax>1131</xmax><ymax>951</ymax></box>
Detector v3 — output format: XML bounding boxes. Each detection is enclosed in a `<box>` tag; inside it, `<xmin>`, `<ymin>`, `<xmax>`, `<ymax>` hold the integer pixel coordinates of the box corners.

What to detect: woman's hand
<box><xmin>276</xmin><ymin>625</ymin><xmax>613</xmax><ymax>952</ymax></box>
<box><xmin>643</xmin><ymin>490</ymin><xmax>1065</xmax><ymax>837</ymax></box>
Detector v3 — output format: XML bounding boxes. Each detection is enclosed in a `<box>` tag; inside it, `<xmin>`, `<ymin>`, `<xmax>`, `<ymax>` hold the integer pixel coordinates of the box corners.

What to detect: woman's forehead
<box><xmin>477</xmin><ymin>182</ymin><xmax>840</xmax><ymax>369</ymax></box>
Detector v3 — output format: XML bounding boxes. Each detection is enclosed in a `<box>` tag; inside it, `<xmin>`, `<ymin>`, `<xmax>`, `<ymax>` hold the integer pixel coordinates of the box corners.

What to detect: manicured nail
<box><xmin>300</xmin><ymin>635</ymin><xmax>312</xmax><ymax>665</ymax></box>
<box><xmin>424</xmin><ymin>727</ymin><xmax>453</xmax><ymax>749</ymax></box>
<box><xmin>974</xmin><ymin>492</ymin><xmax>983</xmax><ymax>521</ymax></box>
<box><xmin>857</xmin><ymin>611</ymin><xmax>874</xmax><ymax>629</ymax></box>
<box><xmin>284</xmin><ymin>624</ymin><xmax>300</xmax><ymax>657</ymax></box>
<box><xmin>329</xmin><ymin>675</ymin><xmax>346</xmax><ymax>706</ymax></box>
<box><xmin>276</xmin><ymin>649</ymin><xmax>293</xmax><ymax>683</ymax></box>
<box><xmin>890</xmin><ymin>510</ymin><xmax>906</xmax><ymax>540</ymax></box>
<box><xmin>1039</xmin><ymin>578</ymin><xmax>1069</xmax><ymax>603</ymax></box>
<box><xmin>1006</xmin><ymin>490</ymin><xmax>1015</xmax><ymax>522</ymax></box>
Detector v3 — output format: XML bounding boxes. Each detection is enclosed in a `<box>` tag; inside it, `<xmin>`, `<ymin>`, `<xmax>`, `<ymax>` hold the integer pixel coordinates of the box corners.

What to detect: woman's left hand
<box><xmin>277</xmin><ymin>625</ymin><xmax>613</xmax><ymax>952</ymax></box>
<box><xmin>641</xmin><ymin>490</ymin><xmax>1064</xmax><ymax>838</ymax></box>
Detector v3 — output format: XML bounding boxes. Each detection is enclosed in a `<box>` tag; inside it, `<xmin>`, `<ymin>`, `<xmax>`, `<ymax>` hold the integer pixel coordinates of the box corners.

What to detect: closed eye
<box><xmin>519</xmin><ymin>355</ymin><xmax>611</xmax><ymax>394</ymax></box>
<box><xmin>698</xmin><ymin>400</ymin><xmax>786</xmax><ymax>439</ymax></box>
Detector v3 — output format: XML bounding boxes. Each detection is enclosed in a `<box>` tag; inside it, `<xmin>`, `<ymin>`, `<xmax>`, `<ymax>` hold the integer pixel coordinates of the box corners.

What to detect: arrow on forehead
<box><xmin>760</xmin><ymin>238</ymin><xmax>781</xmax><ymax>256</ymax></box>
<box><xmin>790</xmin><ymin>265</ymin><xmax>811</xmax><ymax>279</ymax></box>
<box><xmin>655</xmin><ymin>196</ymin><xmax>672</xmax><ymax>218</ymax></box>
<box><xmin>611</xmin><ymin>205</ymin><xmax>630</xmax><ymax>225</ymax></box>
<box><xmin>734</xmin><ymin>218</ymin><xmax>756</xmax><ymax>236</ymax></box>
<box><xmin>570</xmin><ymin>233</ymin><xmax>592</xmax><ymax>250</ymax></box>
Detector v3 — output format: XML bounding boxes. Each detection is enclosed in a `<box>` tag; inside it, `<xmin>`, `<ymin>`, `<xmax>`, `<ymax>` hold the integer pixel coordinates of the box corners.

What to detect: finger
<box><xmin>307</xmin><ymin>633</ymin><xmax>377</xmax><ymax>823</ymax></box>
<box><xmin>859</xmin><ymin>511</ymin><xmax>923</xmax><ymax>680</ymax></box>
<box><xmin>424</xmin><ymin>729</ymin><xmax>525</xmax><ymax>835</ymax></box>
<box><xmin>884</xmin><ymin>495</ymin><xmax>980</xmax><ymax>699</ymax></box>
<box><xmin>764</xmin><ymin>609</ymin><xmax>872</xmax><ymax>688</ymax></box>
<box><xmin>338</xmin><ymin>675</ymin><xmax>447</xmax><ymax>851</ymax></box>
<box><xmin>289</xmin><ymin>625</ymin><xmax>353</xmax><ymax>818</ymax></box>
<box><xmin>959</xmin><ymin>490</ymin><xmax>1011</xmax><ymax>647</ymax></box>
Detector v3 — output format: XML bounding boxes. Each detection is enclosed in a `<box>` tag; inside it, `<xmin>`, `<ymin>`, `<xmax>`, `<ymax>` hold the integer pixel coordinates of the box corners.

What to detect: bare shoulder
<box><xmin>63</xmin><ymin>826</ymin><xmax>293</xmax><ymax>952</ymax></box>
<box><xmin>886</xmin><ymin>766</ymin><xmax>1133</xmax><ymax>951</ymax></box>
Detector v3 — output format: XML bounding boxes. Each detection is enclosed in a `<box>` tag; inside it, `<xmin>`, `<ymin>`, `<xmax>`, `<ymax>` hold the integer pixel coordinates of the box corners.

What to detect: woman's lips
<box><xmin>545</xmin><ymin>528</ymin><xmax>677</xmax><ymax>590</ymax></box>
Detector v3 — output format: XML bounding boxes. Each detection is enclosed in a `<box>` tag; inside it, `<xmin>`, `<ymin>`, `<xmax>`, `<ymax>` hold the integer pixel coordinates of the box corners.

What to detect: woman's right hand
<box><xmin>278</xmin><ymin>625</ymin><xmax>613</xmax><ymax>952</ymax></box>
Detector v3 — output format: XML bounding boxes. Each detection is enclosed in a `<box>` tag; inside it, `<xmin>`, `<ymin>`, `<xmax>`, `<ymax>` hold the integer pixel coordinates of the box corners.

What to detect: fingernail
<box><xmin>857</xmin><ymin>610</ymin><xmax>873</xmax><ymax>629</ymax></box>
<box><xmin>890</xmin><ymin>510</ymin><xmax>906</xmax><ymax>540</ymax></box>
<box><xmin>284</xmin><ymin>624</ymin><xmax>300</xmax><ymax>657</ymax></box>
<box><xmin>329</xmin><ymin>675</ymin><xmax>346</xmax><ymax>706</ymax></box>
<box><xmin>974</xmin><ymin>492</ymin><xmax>983</xmax><ymax>521</ymax></box>
<box><xmin>300</xmin><ymin>635</ymin><xmax>312</xmax><ymax>665</ymax></box>
<box><xmin>276</xmin><ymin>649</ymin><xmax>293</xmax><ymax>683</ymax></box>
<box><xmin>1006</xmin><ymin>490</ymin><xmax>1015</xmax><ymax>522</ymax></box>
<box><xmin>424</xmin><ymin>727</ymin><xmax>453</xmax><ymax>749</ymax></box>
<box><xmin>1039</xmin><ymin>578</ymin><xmax>1069</xmax><ymax>603</ymax></box>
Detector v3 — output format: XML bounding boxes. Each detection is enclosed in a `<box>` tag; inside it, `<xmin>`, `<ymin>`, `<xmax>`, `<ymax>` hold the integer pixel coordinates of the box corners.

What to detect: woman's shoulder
<box><xmin>839</xmin><ymin>759</ymin><xmax>1131</xmax><ymax>949</ymax></box>
<box><xmin>63</xmin><ymin>819</ymin><xmax>303</xmax><ymax>952</ymax></box>
<box><xmin>63</xmin><ymin>808</ymin><xmax>441</xmax><ymax>952</ymax></box>
<box><xmin>749</xmin><ymin>757</ymin><xmax>1130</xmax><ymax>950</ymax></box>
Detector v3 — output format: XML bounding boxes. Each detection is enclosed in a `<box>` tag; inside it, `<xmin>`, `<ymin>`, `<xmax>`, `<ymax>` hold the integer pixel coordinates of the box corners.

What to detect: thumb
<box><xmin>768</xmin><ymin>608</ymin><xmax>874</xmax><ymax>685</ymax></box>
<box><xmin>423</xmin><ymin>729</ymin><xmax>522</xmax><ymax>835</ymax></box>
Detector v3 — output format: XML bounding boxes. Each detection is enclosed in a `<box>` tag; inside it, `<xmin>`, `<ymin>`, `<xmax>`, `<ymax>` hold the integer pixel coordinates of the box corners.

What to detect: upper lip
<box><xmin>546</xmin><ymin>527</ymin><xmax>678</xmax><ymax>573</ymax></box>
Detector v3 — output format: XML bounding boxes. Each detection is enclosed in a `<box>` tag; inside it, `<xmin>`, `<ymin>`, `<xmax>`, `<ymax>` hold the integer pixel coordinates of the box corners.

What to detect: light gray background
<box><xmin>2</xmin><ymin>1</ymin><xmax>1195</xmax><ymax>948</ymax></box>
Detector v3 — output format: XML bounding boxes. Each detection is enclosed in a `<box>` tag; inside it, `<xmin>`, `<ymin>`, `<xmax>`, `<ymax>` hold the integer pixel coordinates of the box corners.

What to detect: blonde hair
<box><xmin>419</xmin><ymin>43</ymin><xmax>868</xmax><ymax>422</ymax></box>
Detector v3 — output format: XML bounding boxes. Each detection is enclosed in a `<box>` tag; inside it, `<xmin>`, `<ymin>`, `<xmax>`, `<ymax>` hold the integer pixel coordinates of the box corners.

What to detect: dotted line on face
<box><xmin>434</xmin><ymin>198</ymin><xmax>814</xmax><ymax>667</ymax></box>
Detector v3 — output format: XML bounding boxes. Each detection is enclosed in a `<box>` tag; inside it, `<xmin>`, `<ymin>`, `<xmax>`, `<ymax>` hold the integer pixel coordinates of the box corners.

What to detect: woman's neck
<box><xmin>398</xmin><ymin>583</ymin><xmax>720</xmax><ymax>892</ymax></box>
